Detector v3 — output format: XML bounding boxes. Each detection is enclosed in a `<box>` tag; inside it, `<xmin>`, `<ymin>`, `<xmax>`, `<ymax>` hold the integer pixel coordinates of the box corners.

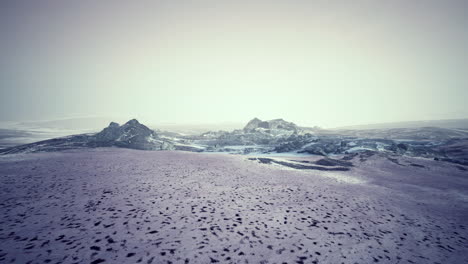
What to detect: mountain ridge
<box><xmin>1</xmin><ymin>118</ymin><xmax>468</xmax><ymax>169</ymax></box>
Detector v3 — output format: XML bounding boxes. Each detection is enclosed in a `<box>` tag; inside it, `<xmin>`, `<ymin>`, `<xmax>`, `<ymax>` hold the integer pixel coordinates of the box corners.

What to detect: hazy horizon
<box><xmin>2</xmin><ymin>115</ymin><xmax>468</xmax><ymax>132</ymax></box>
<box><xmin>1</xmin><ymin>0</ymin><xmax>468</xmax><ymax>128</ymax></box>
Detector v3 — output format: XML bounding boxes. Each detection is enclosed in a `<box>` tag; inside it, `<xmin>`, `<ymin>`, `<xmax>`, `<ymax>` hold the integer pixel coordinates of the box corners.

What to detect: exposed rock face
<box><xmin>95</xmin><ymin>122</ymin><xmax>121</xmax><ymax>141</ymax></box>
<box><xmin>0</xmin><ymin>119</ymin><xmax>174</xmax><ymax>154</ymax></box>
<box><xmin>243</xmin><ymin>118</ymin><xmax>298</xmax><ymax>133</ymax></box>
<box><xmin>91</xmin><ymin>119</ymin><xmax>174</xmax><ymax>150</ymax></box>
<box><xmin>1</xmin><ymin>118</ymin><xmax>468</xmax><ymax>169</ymax></box>
<box><xmin>272</xmin><ymin>134</ymin><xmax>468</xmax><ymax>166</ymax></box>
<box><xmin>95</xmin><ymin>119</ymin><xmax>155</xmax><ymax>144</ymax></box>
<box><xmin>273</xmin><ymin>134</ymin><xmax>317</xmax><ymax>152</ymax></box>
<box><xmin>266</xmin><ymin>118</ymin><xmax>298</xmax><ymax>131</ymax></box>
<box><xmin>243</xmin><ymin>118</ymin><xmax>263</xmax><ymax>132</ymax></box>
<box><xmin>195</xmin><ymin>118</ymin><xmax>302</xmax><ymax>149</ymax></box>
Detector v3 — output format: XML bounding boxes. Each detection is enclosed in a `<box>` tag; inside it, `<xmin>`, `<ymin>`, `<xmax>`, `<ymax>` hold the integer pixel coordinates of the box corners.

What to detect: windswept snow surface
<box><xmin>0</xmin><ymin>149</ymin><xmax>467</xmax><ymax>264</ymax></box>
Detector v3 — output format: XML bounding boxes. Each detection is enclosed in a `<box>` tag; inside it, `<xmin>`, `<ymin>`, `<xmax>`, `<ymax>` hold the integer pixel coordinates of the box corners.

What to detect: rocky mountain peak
<box><xmin>243</xmin><ymin>118</ymin><xmax>298</xmax><ymax>132</ymax></box>
<box><xmin>244</xmin><ymin>118</ymin><xmax>264</xmax><ymax>132</ymax></box>
<box><xmin>96</xmin><ymin>119</ymin><xmax>153</xmax><ymax>142</ymax></box>
<box><xmin>124</xmin><ymin>119</ymin><xmax>140</xmax><ymax>126</ymax></box>
<box><xmin>108</xmin><ymin>122</ymin><xmax>120</xmax><ymax>128</ymax></box>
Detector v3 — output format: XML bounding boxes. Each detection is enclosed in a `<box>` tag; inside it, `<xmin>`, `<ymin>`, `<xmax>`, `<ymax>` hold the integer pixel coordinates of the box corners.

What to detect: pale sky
<box><xmin>1</xmin><ymin>0</ymin><xmax>467</xmax><ymax>128</ymax></box>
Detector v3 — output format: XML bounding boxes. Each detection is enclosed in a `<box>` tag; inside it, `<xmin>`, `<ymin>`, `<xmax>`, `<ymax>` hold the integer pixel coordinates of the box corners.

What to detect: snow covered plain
<box><xmin>0</xmin><ymin>149</ymin><xmax>467</xmax><ymax>264</ymax></box>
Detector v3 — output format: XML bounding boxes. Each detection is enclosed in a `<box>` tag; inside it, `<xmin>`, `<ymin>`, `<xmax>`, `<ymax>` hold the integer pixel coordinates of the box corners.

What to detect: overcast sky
<box><xmin>1</xmin><ymin>0</ymin><xmax>467</xmax><ymax>128</ymax></box>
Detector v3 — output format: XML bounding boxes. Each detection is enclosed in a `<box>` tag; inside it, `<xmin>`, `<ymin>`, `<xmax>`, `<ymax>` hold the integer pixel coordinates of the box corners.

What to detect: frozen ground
<box><xmin>0</xmin><ymin>149</ymin><xmax>467</xmax><ymax>264</ymax></box>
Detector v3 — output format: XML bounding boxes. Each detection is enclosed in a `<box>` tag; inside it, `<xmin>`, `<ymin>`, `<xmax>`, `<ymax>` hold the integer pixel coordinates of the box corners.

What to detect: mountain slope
<box><xmin>0</xmin><ymin>119</ymin><xmax>174</xmax><ymax>154</ymax></box>
<box><xmin>243</xmin><ymin>118</ymin><xmax>298</xmax><ymax>133</ymax></box>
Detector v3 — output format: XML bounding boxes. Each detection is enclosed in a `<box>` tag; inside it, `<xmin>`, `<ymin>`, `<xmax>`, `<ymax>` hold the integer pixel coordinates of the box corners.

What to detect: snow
<box><xmin>245</xmin><ymin>151</ymin><xmax>309</xmax><ymax>157</ymax></box>
<box><xmin>302</xmin><ymin>170</ymin><xmax>365</xmax><ymax>184</ymax></box>
<box><xmin>346</xmin><ymin>146</ymin><xmax>375</xmax><ymax>152</ymax></box>
<box><xmin>0</xmin><ymin>149</ymin><xmax>467</xmax><ymax>264</ymax></box>
<box><xmin>298</xmin><ymin>141</ymin><xmax>318</xmax><ymax>150</ymax></box>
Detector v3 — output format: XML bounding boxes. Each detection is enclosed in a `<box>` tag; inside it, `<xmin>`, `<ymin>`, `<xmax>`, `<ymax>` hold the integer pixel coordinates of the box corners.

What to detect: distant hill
<box><xmin>13</xmin><ymin>116</ymin><xmax>129</xmax><ymax>132</ymax></box>
<box><xmin>1</xmin><ymin>117</ymin><xmax>244</xmax><ymax>136</ymax></box>
<box><xmin>243</xmin><ymin>118</ymin><xmax>298</xmax><ymax>133</ymax></box>
<box><xmin>2</xmin><ymin>118</ymin><xmax>468</xmax><ymax>168</ymax></box>
<box><xmin>333</xmin><ymin>119</ymin><xmax>468</xmax><ymax>130</ymax></box>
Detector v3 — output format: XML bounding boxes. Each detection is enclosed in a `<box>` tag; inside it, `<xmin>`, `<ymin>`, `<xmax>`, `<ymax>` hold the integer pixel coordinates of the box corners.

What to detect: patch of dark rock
<box><xmin>274</xmin><ymin>160</ymin><xmax>349</xmax><ymax>171</ymax></box>
<box><xmin>441</xmin><ymin>158</ymin><xmax>468</xmax><ymax>166</ymax></box>
<box><xmin>359</xmin><ymin>150</ymin><xmax>376</xmax><ymax>162</ymax></box>
<box><xmin>397</xmin><ymin>143</ymin><xmax>408</xmax><ymax>151</ymax></box>
<box><xmin>257</xmin><ymin>158</ymin><xmax>273</xmax><ymax>164</ymax></box>
<box><xmin>314</xmin><ymin>158</ymin><xmax>353</xmax><ymax>167</ymax></box>
<box><xmin>250</xmin><ymin>158</ymin><xmax>349</xmax><ymax>171</ymax></box>
<box><xmin>90</xmin><ymin>246</ymin><xmax>101</xmax><ymax>251</ymax></box>
<box><xmin>342</xmin><ymin>153</ymin><xmax>359</xmax><ymax>160</ymax></box>
<box><xmin>90</xmin><ymin>259</ymin><xmax>106</xmax><ymax>264</ymax></box>
<box><xmin>297</xmin><ymin>150</ymin><xmax>326</xmax><ymax>156</ymax></box>
<box><xmin>387</xmin><ymin>157</ymin><xmax>404</xmax><ymax>166</ymax></box>
<box><xmin>410</xmin><ymin>163</ymin><xmax>425</xmax><ymax>168</ymax></box>
<box><xmin>289</xmin><ymin>160</ymin><xmax>311</xmax><ymax>164</ymax></box>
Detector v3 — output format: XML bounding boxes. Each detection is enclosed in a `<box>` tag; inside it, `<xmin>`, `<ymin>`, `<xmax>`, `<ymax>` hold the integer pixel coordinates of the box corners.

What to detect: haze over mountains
<box><xmin>1</xmin><ymin>117</ymin><xmax>468</xmax><ymax>171</ymax></box>
<box><xmin>334</xmin><ymin>118</ymin><xmax>468</xmax><ymax>130</ymax></box>
<box><xmin>3</xmin><ymin>116</ymin><xmax>468</xmax><ymax>132</ymax></box>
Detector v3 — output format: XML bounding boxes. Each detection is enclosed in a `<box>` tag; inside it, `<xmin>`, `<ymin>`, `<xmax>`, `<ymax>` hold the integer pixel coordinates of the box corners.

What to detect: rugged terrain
<box><xmin>0</xmin><ymin>118</ymin><xmax>467</xmax><ymax>263</ymax></box>
<box><xmin>2</xmin><ymin>118</ymin><xmax>467</xmax><ymax>170</ymax></box>
<box><xmin>0</xmin><ymin>149</ymin><xmax>467</xmax><ymax>264</ymax></box>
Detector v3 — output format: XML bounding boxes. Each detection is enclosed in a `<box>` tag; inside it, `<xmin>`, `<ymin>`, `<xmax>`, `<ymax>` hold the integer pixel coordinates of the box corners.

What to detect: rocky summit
<box><xmin>0</xmin><ymin>119</ymin><xmax>174</xmax><ymax>154</ymax></box>
<box><xmin>243</xmin><ymin>118</ymin><xmax>298</xmax><ymax>133</ymax></box>
<box><xmin>1</xmin><ymin>117</ymin><xmax>468</xmax><ymax>170</ymax></box>
<box><xmin>93</xmin><ymin>119</ymin><xmax>160</xmax><ymax>149</ymax></box>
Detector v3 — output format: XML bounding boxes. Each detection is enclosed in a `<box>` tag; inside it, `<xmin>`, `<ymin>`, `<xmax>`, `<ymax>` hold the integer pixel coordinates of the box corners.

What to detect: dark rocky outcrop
<box><xmin>1</xmin><ymin>118</ymin><xmax>468</xmax><ymax>169</ymax></box>
<box><xmin>243</xmin><ymin>118</ymin><xmax>298</xmax><ymax>133</ymax></box>
<box><xmin>196</xmin><ymin>118</ymin><xmax>301</xmax><ymax>149</ymax></box>
<box><xmin>91</xmin><ymin>119</ymin><xmax>163</xmax><ymax>150</ymax></box>
<box><xmin>0</xmin><ymin>119</ymin><xmax>174</xmax><ymax>154</ymax></box>
<box><xmin>248</xmin><ymin>157</ymin><xmax>350</xmax><ymax>171</ymax></box>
